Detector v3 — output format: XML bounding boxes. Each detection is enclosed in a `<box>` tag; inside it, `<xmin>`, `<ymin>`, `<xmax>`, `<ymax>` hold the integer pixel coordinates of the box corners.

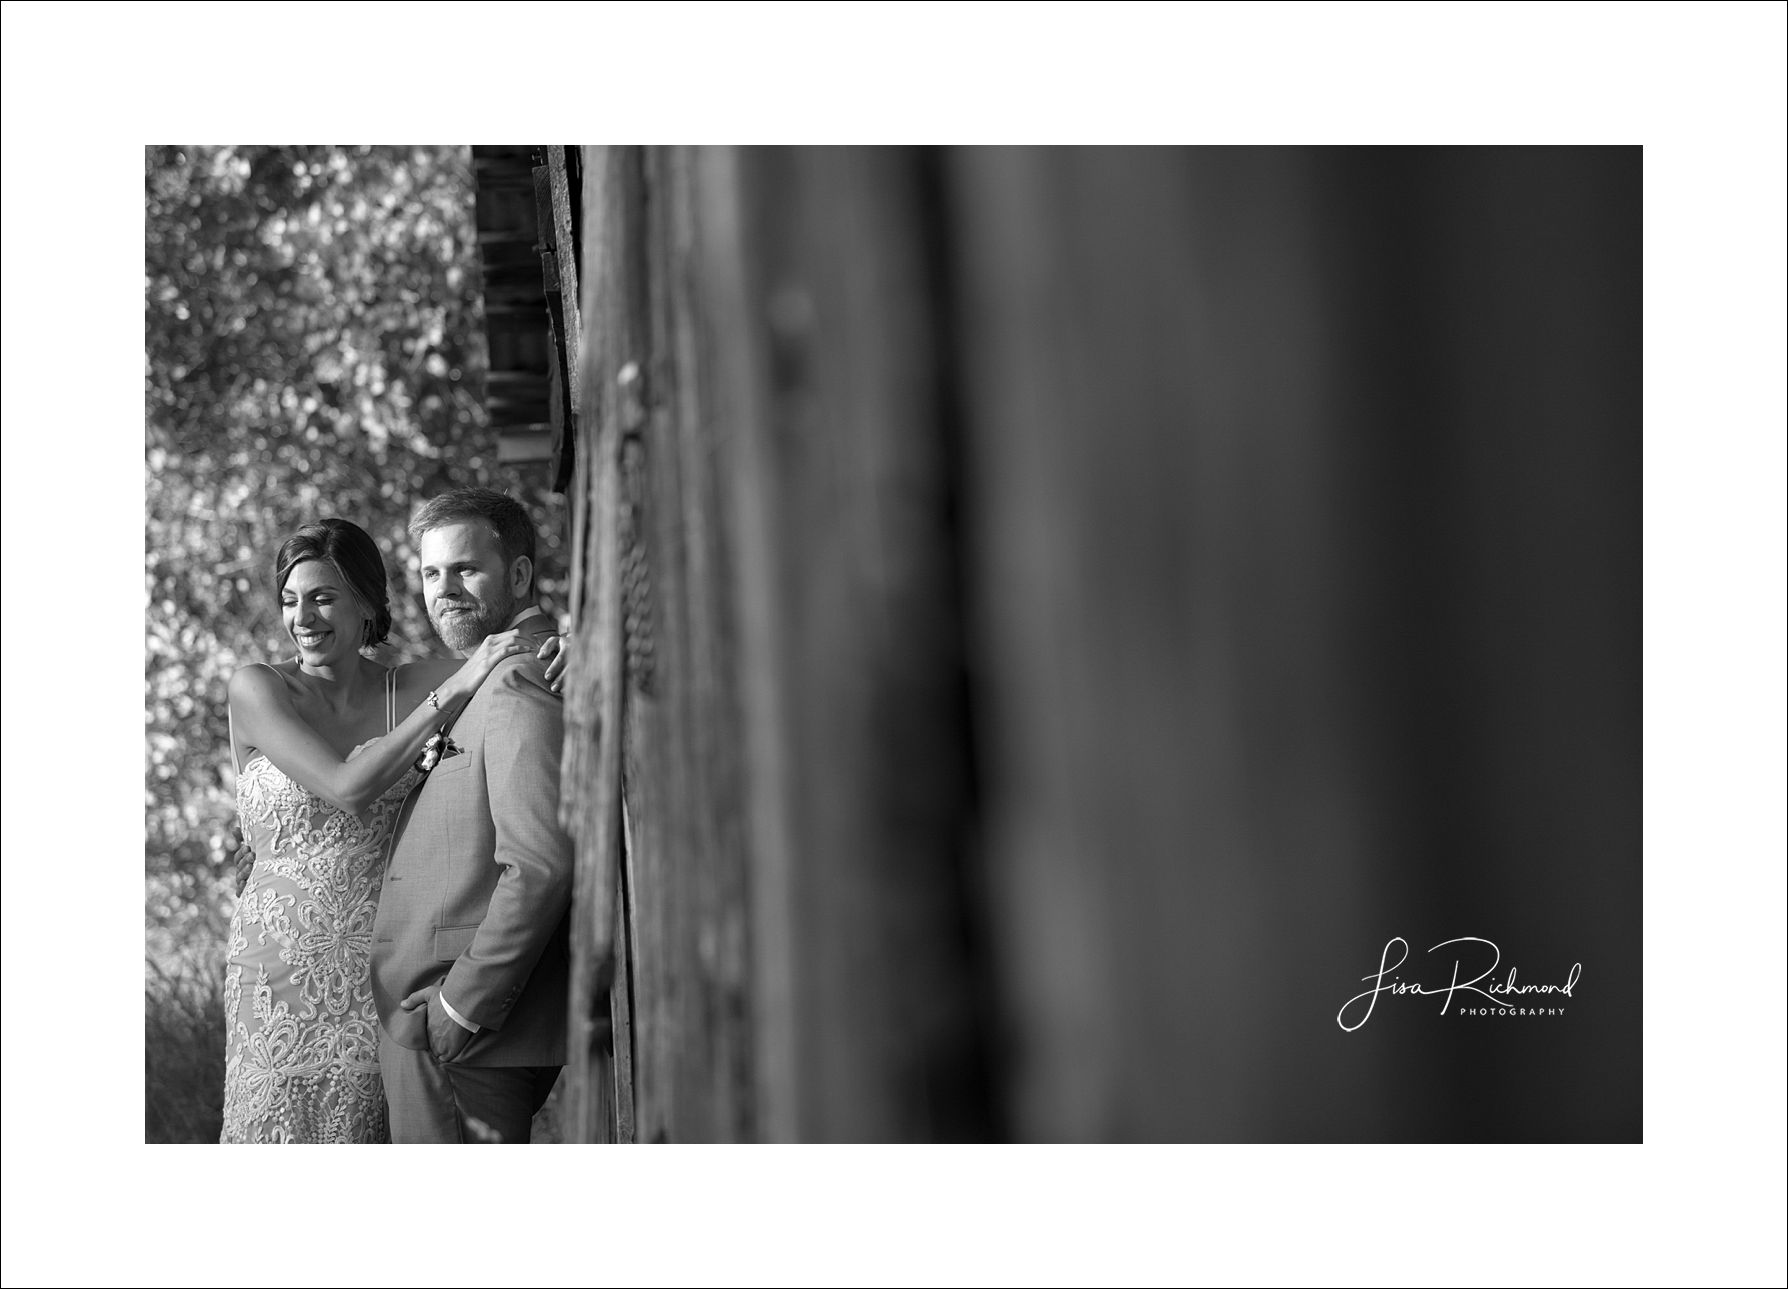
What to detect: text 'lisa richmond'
<box><xmin>1336</xmin><ymin>937</ymin><xmax>1581</xmax><ymax>1032</ymax></box>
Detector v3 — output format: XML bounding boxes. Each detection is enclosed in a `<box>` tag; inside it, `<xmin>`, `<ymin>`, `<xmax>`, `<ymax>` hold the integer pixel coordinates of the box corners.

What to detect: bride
<box><xmin>220</xmin><ymin>517</ymin><xmax>562</xmax><ymax>1144</ymax></box>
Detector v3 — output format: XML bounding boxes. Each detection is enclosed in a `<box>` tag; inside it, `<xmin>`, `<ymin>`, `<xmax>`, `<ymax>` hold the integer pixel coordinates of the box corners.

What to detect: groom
<box><xmin>371</xmin><ymin>487</ymin><xmax>574</xmax><ymax>1143</ymax></box>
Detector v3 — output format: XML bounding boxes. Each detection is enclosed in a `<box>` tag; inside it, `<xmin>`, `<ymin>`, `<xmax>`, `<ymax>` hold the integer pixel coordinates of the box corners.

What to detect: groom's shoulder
<box><xmin>488</xmin><ymin>650</ymin><xmax>559</xmax><ymax>702</ymax></box>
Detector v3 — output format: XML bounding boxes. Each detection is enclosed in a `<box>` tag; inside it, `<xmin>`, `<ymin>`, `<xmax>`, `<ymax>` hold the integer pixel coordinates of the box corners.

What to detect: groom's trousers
<box><xmin>380</xmin><ymin>1031</ymin><xmax>560</xmax><ymax>1144</ymax></box>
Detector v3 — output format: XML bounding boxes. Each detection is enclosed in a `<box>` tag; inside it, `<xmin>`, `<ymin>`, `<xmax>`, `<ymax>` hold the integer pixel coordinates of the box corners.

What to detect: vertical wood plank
<box><xmin>610</xmin><ymin>801</ymin><xmax>636</xmax><ymax>1142</ymax></box>
<box><xmin>662</xmin><ymin>146</ymin><xmax>754</xmax><ymax>1141</ymax></box>
<box><xmin>603</xmin><ymin>146</ymin><xmax>759</xmax><ymax>1142</ymax></box>
<box><xmin>726</xmin><ymin>147</ymin><xmax>991</xmax><ymax>1141</ymax></box>
<box><xmin>691</xmin><ymin>147</ymin><xmax>800</xmax><ymax>1143</ymax></box>
<box><xmin>545</xmin><ymin>145</ymin><xmax>583</xmax><ymax>412</ymax></box>
<box><xmin>560</xmin><ymin>144</ymin><xmax>633</xmax><ymax>1144</ymax></box>
<box><xmin>945</xmin><ymin>147</ymin><xmax>1394</xmax><ymax>1141</ymax></box>
<box><xmin>544</xmin><ymin>148</ymin><xmax>582</xmax><ymax>493</ymax></box>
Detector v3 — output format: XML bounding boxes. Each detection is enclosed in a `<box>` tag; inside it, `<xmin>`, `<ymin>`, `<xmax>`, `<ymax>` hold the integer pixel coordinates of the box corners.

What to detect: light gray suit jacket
<box><xmin>370</xmin><ymin>624</ymin><xmax>573</xmax><ymax>1068</ymax></box>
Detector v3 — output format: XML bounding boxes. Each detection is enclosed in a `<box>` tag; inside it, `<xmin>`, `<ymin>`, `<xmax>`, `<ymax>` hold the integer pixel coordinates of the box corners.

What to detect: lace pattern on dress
<box><xmin>220</xmin><ymin>741</ymin><xmax>417</xmax><ymax>1145</ymax></box>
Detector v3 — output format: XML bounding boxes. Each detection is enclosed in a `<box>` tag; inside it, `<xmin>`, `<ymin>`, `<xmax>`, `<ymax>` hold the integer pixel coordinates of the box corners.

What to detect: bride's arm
<box><xmin>227</xmin><ymin>631</ymin><xmax>533</xmax><ymax>814</ymax></box>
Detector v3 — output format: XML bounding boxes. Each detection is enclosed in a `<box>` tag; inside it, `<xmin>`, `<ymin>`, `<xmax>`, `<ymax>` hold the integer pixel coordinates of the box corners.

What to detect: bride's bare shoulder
<box><xmin>229</xmin><ymin>659</ymin><xmax>296</xmax><ymax>697</ymax></box>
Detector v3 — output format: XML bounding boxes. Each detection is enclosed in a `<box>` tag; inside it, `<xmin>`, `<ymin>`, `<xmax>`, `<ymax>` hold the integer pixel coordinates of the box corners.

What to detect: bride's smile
<box><xmin>281</xmin><ymin>559</ymin><xmax>369</xmax><ymax>666</ymax></box>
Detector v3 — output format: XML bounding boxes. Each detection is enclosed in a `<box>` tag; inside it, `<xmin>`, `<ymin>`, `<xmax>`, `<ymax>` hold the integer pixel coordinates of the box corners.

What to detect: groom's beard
<box><xmin>430</xmin><ymin>589</ymin><xmax>516</xmax><ymax>652</ymax></box>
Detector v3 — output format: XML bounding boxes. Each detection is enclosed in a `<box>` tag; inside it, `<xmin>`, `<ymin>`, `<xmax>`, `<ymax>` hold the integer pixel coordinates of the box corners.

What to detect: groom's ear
<box><xmin>508</xmin><ymin>554</ymin><xmax>533</xmax><ymax>599</ymax></box>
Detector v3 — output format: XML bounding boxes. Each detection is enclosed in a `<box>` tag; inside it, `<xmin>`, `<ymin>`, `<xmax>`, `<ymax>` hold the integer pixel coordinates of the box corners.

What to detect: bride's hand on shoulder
<box><xmin>469</xmin><ymin>628</ymin><xmax>536</xmax><ymax>676</ymax></box>
<box><xmin>443</xmin><ymin>629</ymin><xmax>535</xmax><ymax>701</ymax></box>
<box><xmin>537</xmin><ymin>633</ymin><xmax>571</xmax><ymax>694</ymax></box>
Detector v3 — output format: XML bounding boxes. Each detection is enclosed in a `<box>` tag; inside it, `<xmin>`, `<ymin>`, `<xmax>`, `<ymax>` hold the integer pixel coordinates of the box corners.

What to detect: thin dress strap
<box><xmin>386</xmin><ymin>665</ymin><xmax>398</xmax><ymax>733</ymax></box>
<box><xmin>227</xmin><ymin>698</ymin><xmax>243</xmax><ymax>777</ymax></box>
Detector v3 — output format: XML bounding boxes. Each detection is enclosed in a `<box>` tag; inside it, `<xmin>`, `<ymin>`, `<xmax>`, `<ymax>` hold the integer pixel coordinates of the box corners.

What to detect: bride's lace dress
<box><xmin>220</xmin><ymin>726</ymin><xmax>418</xmax><ymax>1144</ymax></box>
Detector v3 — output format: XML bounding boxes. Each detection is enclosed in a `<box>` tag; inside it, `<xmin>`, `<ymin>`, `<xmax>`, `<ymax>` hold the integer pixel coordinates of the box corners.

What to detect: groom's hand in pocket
<box><xmin>400</xmin><ymin>981</ymin><xmax>476</xmax><ymax>1063</ymax></box>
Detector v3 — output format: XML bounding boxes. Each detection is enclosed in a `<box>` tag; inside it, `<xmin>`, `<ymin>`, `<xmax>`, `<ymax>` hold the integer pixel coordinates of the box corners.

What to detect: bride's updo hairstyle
<box><xmin>274</xmin><ymin>518</ymin><xmax>394</xmax><ymax>649</ymax></box>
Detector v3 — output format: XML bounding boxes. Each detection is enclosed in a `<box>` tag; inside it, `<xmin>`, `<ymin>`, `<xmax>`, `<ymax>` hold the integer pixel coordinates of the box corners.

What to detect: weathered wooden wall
<box><xmin>555</xmin><ymin>146</ymin><xmax>1640</xmax><ymax>1143</ymax></box>
<box><xmin>561</xmin><ymin>146</ymin><xmax>989</xmax><ymax>1142</ymax></box>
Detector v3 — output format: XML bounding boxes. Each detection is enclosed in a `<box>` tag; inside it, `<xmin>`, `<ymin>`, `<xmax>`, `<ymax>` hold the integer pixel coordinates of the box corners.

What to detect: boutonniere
<box><xmin>415</xmin><ymin>730</ymin><xmax>463</xmax><ymax>774</ymax></box>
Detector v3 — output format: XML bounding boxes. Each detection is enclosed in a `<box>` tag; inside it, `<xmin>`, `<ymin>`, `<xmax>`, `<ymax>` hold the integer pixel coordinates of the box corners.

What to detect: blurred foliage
<box><xmin>146</xmin><ymin>950</ymin><xmax>226</xmax><ymax>1142</ymax></box>
<box><xmin>146</xmin><ymin>144</ymin><xmax>565</xmax><ymax>948</ymax></box>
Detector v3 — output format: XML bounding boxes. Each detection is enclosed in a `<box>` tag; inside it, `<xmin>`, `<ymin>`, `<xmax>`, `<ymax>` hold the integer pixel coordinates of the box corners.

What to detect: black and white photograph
<box><xmin>146</xmin><ymin>139</ymin><xmax>1648</xmax><ymax>1149</ymax></box>
<box><xmin>3</xmin><ymin>4</ymin><xmax>1785</xmax><ymax>1287</ymax></box>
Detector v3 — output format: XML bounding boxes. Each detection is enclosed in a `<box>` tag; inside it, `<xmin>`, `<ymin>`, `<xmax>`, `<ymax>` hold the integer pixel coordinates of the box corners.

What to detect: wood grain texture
<box><xmin>611</xmin><ymin>146</ymin><xmax>756</xmax><ymax>1142</ymax></box>
<box><xmin>560</xmin><ymin>145</ymin><xmax>993</xmax><ymax>1141</ymax></box>
<box><xmin>559</xmin><ymin>144</ymin><xmax>635</xmax><ymax>1143</ymax></box>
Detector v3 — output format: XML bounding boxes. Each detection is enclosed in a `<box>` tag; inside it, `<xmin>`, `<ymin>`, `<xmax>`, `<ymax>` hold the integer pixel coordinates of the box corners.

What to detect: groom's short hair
<box><xmin>410</xmin><ymin>488</ymin><xmax>539</xmax><ymax>597</ymax></box>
